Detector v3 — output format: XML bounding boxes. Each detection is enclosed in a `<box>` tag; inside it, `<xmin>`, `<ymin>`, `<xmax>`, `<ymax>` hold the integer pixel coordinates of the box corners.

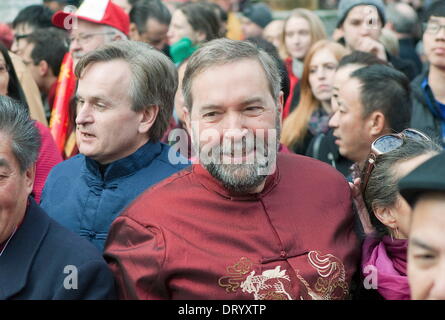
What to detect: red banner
<box><xmin>49</xmin><ymin>52</ymin><xmax>76</xmax><ymax>155</ymax></box>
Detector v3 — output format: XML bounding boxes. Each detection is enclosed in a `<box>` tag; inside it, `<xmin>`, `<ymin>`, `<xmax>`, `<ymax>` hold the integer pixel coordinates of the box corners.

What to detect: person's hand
<box><xmin>349</xmin><ymin>177</ymin><xmax>376</xmax><ymax>236</ymax></box>
<box><xmin>356</xmin><ymin>37</ymin><xmax>388</xmax><ymax>62</ymax></box>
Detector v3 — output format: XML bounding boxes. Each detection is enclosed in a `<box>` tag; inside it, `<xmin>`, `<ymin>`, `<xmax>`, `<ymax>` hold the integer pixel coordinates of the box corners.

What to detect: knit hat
<box><xmin>337</xmin><ymin>0</ymin><xmax>386</xmax><ymax>28</ymax></box>
<box><xmin>242</xmin><ymin>3</ymin><xmax>273</xmax><ymax>29</ymax></box>
<box><xmin>398</xmin><ymin>152</ymin><xmax>445</xmax><ymax>207</ymax></box>
<box><xmin>52</xmin><ymin>0</ymin><xmax>130</xmax><ymax>36</ymax></box>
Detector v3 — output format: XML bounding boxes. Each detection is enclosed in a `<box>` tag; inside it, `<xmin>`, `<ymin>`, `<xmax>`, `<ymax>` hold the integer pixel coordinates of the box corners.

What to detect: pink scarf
<box><xmin>362</xmin><ymin>236</ymin><xmax>410</xmax><ymax>300</ymax></box>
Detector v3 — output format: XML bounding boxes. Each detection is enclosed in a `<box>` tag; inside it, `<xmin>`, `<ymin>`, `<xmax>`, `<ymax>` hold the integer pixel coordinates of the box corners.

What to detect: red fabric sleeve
<box><xmin>34</xmin><ymin>121</ymin><xmax>63</xmax><ymax>203</ymax></box>
<box><xmin>104</xmin><ymin>215</ymin><xmax>168</xmax><ymax>300</ymax></box>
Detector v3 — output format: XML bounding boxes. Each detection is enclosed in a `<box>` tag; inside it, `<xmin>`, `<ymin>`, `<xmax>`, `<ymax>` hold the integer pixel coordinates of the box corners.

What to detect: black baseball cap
<box><xmin>398</xmin><ymin>152</ymin><xmax>445</xmax><ymax>207</ymax></box>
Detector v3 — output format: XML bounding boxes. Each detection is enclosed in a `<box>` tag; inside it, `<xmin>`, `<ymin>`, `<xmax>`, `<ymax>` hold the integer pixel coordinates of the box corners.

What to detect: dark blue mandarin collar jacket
<box><xmin>40</xmin><ymin>141</ymin><xmax>190</xmax><ymax>251</ymax></box>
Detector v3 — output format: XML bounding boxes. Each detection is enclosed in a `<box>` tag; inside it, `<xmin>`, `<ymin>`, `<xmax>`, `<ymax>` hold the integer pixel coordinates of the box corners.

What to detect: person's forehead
<box><xmin>146</xmin><ymin>18</ymin><xmax>168</xmax><ymax>33</ymax></box>
<box><xmin>412</xmin><ymin>195</ymin><xmax>445</xmax><ymax>240</ymax></box>
<box><xmin>265</xmin><ymin>20</ymin><xmax>283</xmax><ymax>33</ymax></box>
<box><xmin>286</xmin><ymin>16</ymin><xmax>310</xmax><ymax>31</ymax></box>
<box><xmin>310</xmin><ymin>48</ymin><xmax>337</xmax><ymax>65</ymax></box>
<box><xmin>345</xmin><ymin>5</ymin><xmax>381</xmax><ymax>22</ymax></box>
<box><xmin>0</xmin><ymin>133</ymin><xmax>14</xmax><ymax>163</ymax></box>
<box><xmin>71</xmin><ymin>19</ymin><xmax>105</xmax><ymax>34</ymax></box>
<box><xmin>80</xmin><ymin>59</ymin><xmax>130</xmax><ymax>79</ymax></box>
<box><xmin>172</xmin><ymin>9</ymin><xmax>187</xmax><ymax>22</ymax></box>
<box><xmin>14</xmin><ymin>22</ymin><xmax>33</xmax><ymax>34</ymax></box>
<box><xmin>77</xmin><ymin>59</ymin><xmax>132</xmax><ymax>99</ymax></box>
<box><xmin>428</xmin><ymin>16</ymin><xmax>445</xmax><ymax>23</ymax></box>
<box><xmin>193</xmin><ymin>58</ymin><xmax>267</xmax><ymax>83</ymax></box>
<box><xmin>190</xmin><ymin>59</ymin><xmax>272</xmax><ymax>104</ymax></box>
<box><xmin>339</xmin><ymin>77</ymin><xmax>362</xmax><ymax>103</ymax></box>
<box><xmin>334</xmin><ymin>65</ymin><xmax>360</xmax><ymax>86</ymax></box>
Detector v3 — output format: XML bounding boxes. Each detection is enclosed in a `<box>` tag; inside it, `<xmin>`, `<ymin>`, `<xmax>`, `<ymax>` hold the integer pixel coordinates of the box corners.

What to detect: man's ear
<box><xmin>368</xmin><ymin>111</ymin><xmax>386</xmax><ymax>137</ymax></box>
<box><xmin>373</xmin><ymin>205</ymin><xmax>397</xmax><ymax>229</ymax></box>
<box><xmin>24</xmin><ymin>164</ymin><xmax>36</xmax><ymax>195</ymax></box>
<box><xmin>129</xmin><ymin>23</ymin><xmax>140</xmax><ymax>41</ymax></box>
<box><xmin>277</xmin><ymin>91</ymin><xmax>283</xmax><ymax>125</ymax></box>
<box><xmin>138</xmin><ymin>105</ymin><xmax>159</xmax><ymax>134</ymax></box>
<box><xmin>195</xmin><ymin>31</ymin><xmax>206</xmax><ymax>43</ymax></box>
<box><xmin>332</xmin><ymin>27</ymin><xmax>344</xmax><ymax>41</ymax></box>
<box><xmin>38</xmin><ymin>60</ymin><xmax>49</xmax><ymax>77</ymax></box>
<box><xmin>112</xmin><ymin>33</ymin><xmax>126</xmax><ymax>42</ymax></box>
<box><xmin>182</xmin><ymin>106</ymin><xmax>191</xmax><ymax>134</ymax></box>
<box><xmin>385</xmin><ymin>22</ymin><xmax>394</xmax><ymax>31</ymax></box>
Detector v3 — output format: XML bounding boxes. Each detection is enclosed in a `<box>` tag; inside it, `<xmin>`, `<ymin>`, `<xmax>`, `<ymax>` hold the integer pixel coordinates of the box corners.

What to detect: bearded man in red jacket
<box><xmin>104</xmin><ymin>38</ymin><xmax>360</xmax><ymax>300</ymax></box>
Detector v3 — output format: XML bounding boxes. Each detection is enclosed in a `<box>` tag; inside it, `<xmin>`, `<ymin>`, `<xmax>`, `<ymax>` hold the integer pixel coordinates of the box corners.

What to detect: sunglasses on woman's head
<box><xmin>360</xmin><ymin>129</ymin><xmax>431</xmax><ymax>194</ymax></box>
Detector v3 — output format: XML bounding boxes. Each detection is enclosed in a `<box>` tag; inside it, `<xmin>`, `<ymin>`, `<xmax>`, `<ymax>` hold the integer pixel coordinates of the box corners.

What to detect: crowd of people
<box><xmin>0</xmin><ymin>0</ymin><xmax>444</xmax><ymax>300</ymax></box>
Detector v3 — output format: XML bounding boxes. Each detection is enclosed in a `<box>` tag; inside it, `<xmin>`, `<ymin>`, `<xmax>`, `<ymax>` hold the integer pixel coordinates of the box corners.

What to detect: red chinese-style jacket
<box><xmin>104</xmin><ymin>153</ymin><xmax>360</xmax><ymax>300</ymax></box>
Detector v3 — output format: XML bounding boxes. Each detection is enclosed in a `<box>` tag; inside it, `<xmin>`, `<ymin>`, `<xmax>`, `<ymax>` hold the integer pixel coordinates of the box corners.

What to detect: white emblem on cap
<box><xmin>76</xmin><ymin>0</ymin><xmax>109</xmax><ymax>21</ymax></box>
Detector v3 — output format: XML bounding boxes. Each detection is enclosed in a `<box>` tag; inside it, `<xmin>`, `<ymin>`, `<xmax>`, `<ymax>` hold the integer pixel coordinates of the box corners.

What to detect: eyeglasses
<box><xmin>360</xmin><ymin>128</ymin><xmax>431</xmax><ymax>194</ymax></box>
<box><xmin>423</xmin><ymin>21</ymin><xmax>445</xmax><ymax>35</ymax></box>
<box><xmin>68</xmin><ymin>32</ymin><xmax>115</xmax><ymax>45</ymax></box>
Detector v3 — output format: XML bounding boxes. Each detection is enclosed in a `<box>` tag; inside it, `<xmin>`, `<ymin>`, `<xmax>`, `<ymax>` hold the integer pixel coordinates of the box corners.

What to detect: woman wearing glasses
<box><xmin>0</xmin><ymin>42</ymin><xmax>62</xmax><ymax>203</ymax></box>
<box><xmin>356</xmin><ymin>129</ymin><xmax>441</xmax><ymax>299</ymax></box>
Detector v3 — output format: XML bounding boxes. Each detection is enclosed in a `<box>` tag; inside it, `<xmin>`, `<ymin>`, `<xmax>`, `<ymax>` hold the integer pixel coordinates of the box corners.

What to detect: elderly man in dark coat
<box><xmin>0</xmin><ymin>96</ymin><xmax>115</xmax><ymax>299</ymax></box>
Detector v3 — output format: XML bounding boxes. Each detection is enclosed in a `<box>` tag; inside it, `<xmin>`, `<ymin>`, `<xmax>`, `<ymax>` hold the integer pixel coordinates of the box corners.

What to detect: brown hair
<box><xmin>75</xmin><ymin>40</ymin><xmax>177</xmax><ymax>142</ymax></box>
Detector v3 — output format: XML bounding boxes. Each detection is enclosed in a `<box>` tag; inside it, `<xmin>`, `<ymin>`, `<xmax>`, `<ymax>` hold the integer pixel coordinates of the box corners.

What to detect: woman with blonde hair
<box><xmin>281</xmin><ymin>40</ymin><xmax>349</xmax><ymax>154</ymax></box>
<box><xmin>280</xmin><ymin>8</ymin><xmax>327</xmax><ymax>119</ymax></box>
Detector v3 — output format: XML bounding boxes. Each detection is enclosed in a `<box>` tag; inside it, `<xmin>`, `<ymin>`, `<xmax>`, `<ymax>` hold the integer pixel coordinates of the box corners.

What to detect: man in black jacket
<box><xmin>0</xmin><ymin>96</ymin><xmax>116</xmax><ymax>299</ymax></box>
<box><xmin>410</xmin><ymin>1</ymin><xmax>445</xmax><ymax>147</ymax></box>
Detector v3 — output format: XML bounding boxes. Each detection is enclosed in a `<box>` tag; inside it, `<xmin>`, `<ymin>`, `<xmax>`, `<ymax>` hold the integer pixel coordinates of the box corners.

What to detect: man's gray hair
<box><xmin>75</xmin><ymin>40</ymin><xmax>178</xmax><ymax>142</ymax></box>
<box><xmin>364</xmin><ymin>137</ymin><xmax>441</xmax><ymax>237</ymax></box>
<box><xmin>103</xmin><ymin>25</ymin><xmax>129</xmax><ymax>42</ymax></box>
<box><xmin>182</xmin><ymin>38</ymin><xmax>282</xmax><ymax>111</ymax></box>
<box><xmin>0</xmin><ymin>96</ymin><xmax>41</xmax><ymax>172</ymax></box>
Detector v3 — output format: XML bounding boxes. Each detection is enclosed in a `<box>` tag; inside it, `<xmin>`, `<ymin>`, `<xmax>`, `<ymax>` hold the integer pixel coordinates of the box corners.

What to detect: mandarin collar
<box><xmin>193</xmin><ymin>161</ymin><xmax>280</xmax><ymax>201</ymax></box>
<box><xmin>84</xmin><ymin>141</ymin><xmax>162</xmax><ymax>182</ymax></box>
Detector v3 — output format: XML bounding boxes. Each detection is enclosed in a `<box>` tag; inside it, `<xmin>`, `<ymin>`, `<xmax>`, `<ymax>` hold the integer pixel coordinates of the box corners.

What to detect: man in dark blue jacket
<box><xmin>0</xmin><ymin>96</ymin><xmax>115</xmax><ymax>299</ymax></box>
<box><xmin>40</xmin><ymin>41</ymin><xmax>190</xmax><ymax>251</ymax></box>
<box><xmin>410</xmin><ymin>1</ymin><xmax>445</xmax><ymax>147</ymax></box>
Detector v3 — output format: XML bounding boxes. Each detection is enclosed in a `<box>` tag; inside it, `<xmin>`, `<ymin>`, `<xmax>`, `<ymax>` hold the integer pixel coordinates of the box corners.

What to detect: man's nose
<box><xmin>359</xmin><ymin>24</ymin><xmax>371</xmax><ymax>36</ymax></box>
<box><xmin>222</xmin><ymin>113</ymin><xmax>248</xmax><ymax>141</ymax></box>
<box><xmin>75</xmin><ymin>103</ymin><xmax>93</xmax><ymax>125</ymax></box>
<box><xmin>70</xmin><ymin>38</ymin><xmax>81</xmax><ymax>52</ymax></box>
<box><xmin>328</xmin><ymin>110</ymin><xmax>339</xmax><ymax>128</ymax></box>
<box><xmin>436</xmin><ymin>25</ymin><xmax>445</xmax><ymax>40</ymax></box>
<box><xmin>11</xmin><ymin>40</ymin><xmax>19</xmax><ymax>54</ymax></box>
<box><xmin>224</xmin><ymin>112</ymin><xmax>245</xmax><ymax>129</ymax></box>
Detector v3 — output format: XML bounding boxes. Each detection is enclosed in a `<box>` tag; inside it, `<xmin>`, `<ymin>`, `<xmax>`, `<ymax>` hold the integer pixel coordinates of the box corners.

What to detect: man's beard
<box><xmin>192</xmin><ymin>117</ymin><xmax>281</xmax><ymax>194</ymax></box>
